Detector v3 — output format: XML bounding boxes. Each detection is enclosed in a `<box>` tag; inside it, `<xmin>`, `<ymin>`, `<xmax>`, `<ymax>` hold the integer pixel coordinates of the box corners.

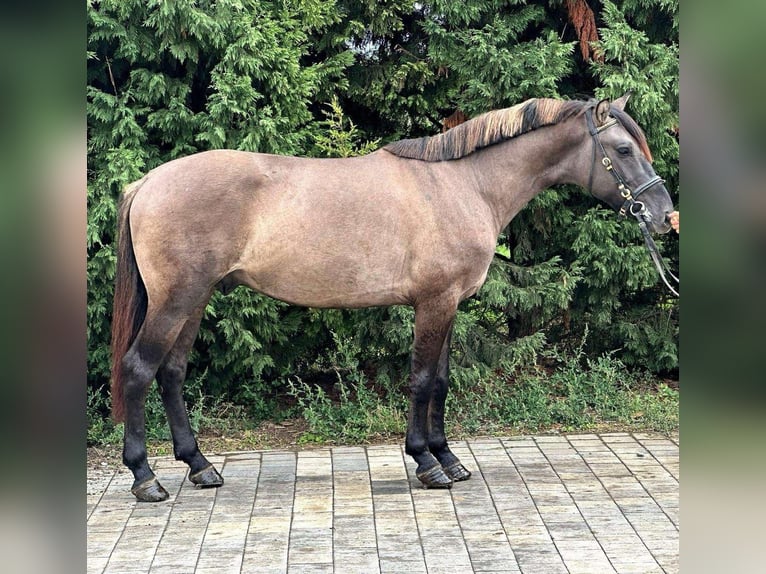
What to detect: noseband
<box><xmin>585</xmin><ymin>108</ymin><xmax>679</xmax><ymax>297</ymax></box>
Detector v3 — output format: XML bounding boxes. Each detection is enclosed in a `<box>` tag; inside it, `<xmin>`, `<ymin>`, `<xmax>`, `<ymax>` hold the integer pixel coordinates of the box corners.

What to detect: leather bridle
<box><xmin>585</xmin><ymin>108</ymin><xmax>679</xmax><ymax>297</ymax></box>
<box><xmin>586</xmin><ymin>108</ymin><xmax>665</xmax><ymax>219</ymax></box>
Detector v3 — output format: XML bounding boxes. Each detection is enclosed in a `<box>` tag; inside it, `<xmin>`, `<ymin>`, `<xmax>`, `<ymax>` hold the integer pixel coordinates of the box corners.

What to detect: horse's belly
<box><xmin>239</xmin><ymin>270</ymin><xmax>409</xmax><ymax>308</ymax></box>
<box><xmin>233</xmin><ymin>249</ymin><xmax>411</xmax><ymax>309</ymax></box>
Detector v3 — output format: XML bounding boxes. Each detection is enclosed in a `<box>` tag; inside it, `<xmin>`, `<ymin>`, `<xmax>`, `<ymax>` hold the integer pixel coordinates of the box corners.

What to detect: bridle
<box><xmin>585</xmin><ymin>108</ymin><xmax>664</xmax><ymax>219</ymax></box>
<box><xmin>585</xmin><ymin>108</ymin><xmax>679</xmax><ymax>297</ymax></box>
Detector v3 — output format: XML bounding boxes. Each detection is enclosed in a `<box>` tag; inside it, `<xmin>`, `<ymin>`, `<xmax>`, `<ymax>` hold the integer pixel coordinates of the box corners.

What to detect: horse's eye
<box><xmin>617</xmin><ymin>146</ymin><xmax>631</xmax><ymax>156</ymax></box>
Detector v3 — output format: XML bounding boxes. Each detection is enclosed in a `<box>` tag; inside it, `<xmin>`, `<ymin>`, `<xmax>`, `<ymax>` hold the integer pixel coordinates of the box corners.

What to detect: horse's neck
<box><xmin>467</xmin><ymin>123</ymin><xmax>583</xmax><ymax>235</ymax></box>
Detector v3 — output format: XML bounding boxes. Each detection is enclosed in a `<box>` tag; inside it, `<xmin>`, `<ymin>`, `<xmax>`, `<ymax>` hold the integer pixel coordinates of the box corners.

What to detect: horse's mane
<box><xmin>383</xmin><ymin>97</ymin><xmax>653</xmax><ymax>162</ymax></box>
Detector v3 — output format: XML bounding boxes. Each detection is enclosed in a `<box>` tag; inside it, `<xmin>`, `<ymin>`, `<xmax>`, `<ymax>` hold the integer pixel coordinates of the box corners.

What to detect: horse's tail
<box><xmin>110</xmin><ymin>178</ymin><xmax>148</xmax><ymax>423</ymax></box>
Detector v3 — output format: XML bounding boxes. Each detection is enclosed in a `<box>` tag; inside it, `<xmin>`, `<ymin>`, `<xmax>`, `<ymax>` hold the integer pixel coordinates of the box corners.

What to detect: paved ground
<box><xmin>87</xmin><ymin>433</ymin><xmax>678</xmax><ymax>574</ymax></box>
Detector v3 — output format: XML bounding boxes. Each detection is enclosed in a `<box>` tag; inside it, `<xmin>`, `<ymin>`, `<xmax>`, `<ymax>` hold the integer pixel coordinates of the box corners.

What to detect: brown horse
<box><xmin>110</xmin><ymin>95</ymin><xmax>674</xmax><ymax>501</ymax></box>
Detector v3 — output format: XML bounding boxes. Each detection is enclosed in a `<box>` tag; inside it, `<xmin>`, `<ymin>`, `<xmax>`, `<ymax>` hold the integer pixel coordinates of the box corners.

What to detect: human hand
<box><xmin>669</xmin><ymin>211</ymin><xmax>679</xmax><ymax>233</ymax></box>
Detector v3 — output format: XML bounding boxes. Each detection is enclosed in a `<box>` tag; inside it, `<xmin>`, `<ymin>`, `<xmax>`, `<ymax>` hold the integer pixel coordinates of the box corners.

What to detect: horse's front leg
<box><xmin>427</xmin><ymin>324</ymin><xmax>472</xmax><ymax>482</ymax></box>
<box><xmin>405</xmin><ymin>299</ymin><xmax>456</xmax><ymax>489</ymax></box>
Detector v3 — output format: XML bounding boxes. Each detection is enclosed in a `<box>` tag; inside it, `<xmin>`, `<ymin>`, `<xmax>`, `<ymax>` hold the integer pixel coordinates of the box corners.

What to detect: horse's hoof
<box><xmin>131</xmin><ymin>477</ymin><xmax>169</xmax><ymax>502</ymax></box>
<box><xmin>416</xmin><ymin>464</ymin><xmax>453</xmax><ymax>489</ymax></box>
<box><xmin>443</xmin><ymin>462</ymin><xmax>472</xmax><ymax>482</ymax></box>
<box><xmin>189</xmin><ymin>464</ymin><xmax>224</xmax><ymax>488</ymax></box>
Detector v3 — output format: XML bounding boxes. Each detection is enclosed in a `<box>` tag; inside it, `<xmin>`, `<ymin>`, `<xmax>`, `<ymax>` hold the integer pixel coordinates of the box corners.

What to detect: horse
<box><xmin>110</xmin><ymin>94</ymin><xmax>675</xmax><ymax>501</ymax></box>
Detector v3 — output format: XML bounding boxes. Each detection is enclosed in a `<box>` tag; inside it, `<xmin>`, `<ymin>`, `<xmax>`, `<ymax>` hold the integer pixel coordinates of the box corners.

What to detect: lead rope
<box><xmin>636</xmin><ymin>219</ymin><xmax>679</xmax><ymax>297</ymax></box>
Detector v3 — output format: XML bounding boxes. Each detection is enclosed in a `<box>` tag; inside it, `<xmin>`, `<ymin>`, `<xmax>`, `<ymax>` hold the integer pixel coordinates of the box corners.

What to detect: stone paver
<box><xmin>87</xmin><ymin>433</ymin><xmax>678</xmax><ymax>574</ymax></box>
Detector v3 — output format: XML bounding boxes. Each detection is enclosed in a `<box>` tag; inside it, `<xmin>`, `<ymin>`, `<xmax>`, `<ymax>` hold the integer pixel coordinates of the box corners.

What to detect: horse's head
<box><xmin>584</xmin><ymin>94</ymin><xmax>674</xmax><ymax>234</ymax></box>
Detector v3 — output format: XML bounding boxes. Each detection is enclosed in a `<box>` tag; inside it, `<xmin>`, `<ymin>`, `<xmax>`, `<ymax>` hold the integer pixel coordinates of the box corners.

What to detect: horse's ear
<box><xmin>612</xmin><ymin>91</ymin><xmax>632</xmax><ymax>111</ymax></box>
<box><xmin>595</xmin><ymin>99</ymin><xmax>611</xmax><ymax>126</ymax></box>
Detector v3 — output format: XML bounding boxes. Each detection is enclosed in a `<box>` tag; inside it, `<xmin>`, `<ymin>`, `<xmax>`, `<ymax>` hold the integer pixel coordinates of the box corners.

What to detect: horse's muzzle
<box><xmin>655</xmin><ymin>211</ymin><xmax>674</xmax><ymax>234</ymax></box>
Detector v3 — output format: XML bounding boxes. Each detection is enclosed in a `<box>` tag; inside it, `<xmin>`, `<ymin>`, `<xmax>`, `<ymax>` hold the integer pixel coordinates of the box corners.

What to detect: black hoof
<box><xmin>416</xmin><ymin>464</ymin><xmax>453</xmax><ymax>489</ymax></box>
<box><xmin>189</xmin><ymin>464</ymin><xmax>224</xmax><ymax>488</ymax></box>
<box><xmin>443</xmin><ymin>462</ymin><xmax>472</xmax><ymax>482</ymax></box>
<box><xmin>131</xmin><ymin>477</ymin><xmax>169</xmax><ymax>502</ymax></box>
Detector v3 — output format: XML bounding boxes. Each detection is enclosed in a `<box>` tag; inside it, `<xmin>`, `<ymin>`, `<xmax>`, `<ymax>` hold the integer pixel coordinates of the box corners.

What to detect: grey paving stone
<box><xmin>87</xmin><ymin>434</ymin><xmax>678</xmax><ymax>574</ymax></box>
<box><xmin>287</xmin><ymin>563</ymin><xmax>333</xmax><ymax>574</ymax></box>
<box><xmin>148</xmin><ymin>565</ymin><xmax>196</xmax><ymax>574</ymax></box>
<box><xmin>379</xmin><ymin>559</ymin><xmax>427</xmax><ymax>574</ymax></box>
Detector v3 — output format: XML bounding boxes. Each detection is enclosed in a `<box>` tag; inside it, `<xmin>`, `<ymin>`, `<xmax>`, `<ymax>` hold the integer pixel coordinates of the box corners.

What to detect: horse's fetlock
<box><xmin>432</xmin><ymin>447</ymin><xmax>459</xmax><ymax>467</ymax></box>
<box><xmin>122</xmin><ymin>444</ymin><xmax>147</xmax><ymax>470</ymax></box>
<box><xmin>428</xmin><ymin>440</ymin><xmax>449</xmax><ymax>454</ymax></box>
<box><xmin>405</xmin><ymin>438</ymin><xmax>428</xmax><ymax>457</ymax></box>
<box><xmin>173</xmin><ymin>439</ymin><xmax>200</xmax><ymax>463</ymax></box>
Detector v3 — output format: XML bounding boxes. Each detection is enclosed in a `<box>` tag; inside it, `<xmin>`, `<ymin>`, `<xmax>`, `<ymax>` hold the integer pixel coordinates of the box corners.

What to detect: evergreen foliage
<box><xmin>87</xmin><ymin>1</ymin><xmax>678</xmax><ymax>440</ymax></box>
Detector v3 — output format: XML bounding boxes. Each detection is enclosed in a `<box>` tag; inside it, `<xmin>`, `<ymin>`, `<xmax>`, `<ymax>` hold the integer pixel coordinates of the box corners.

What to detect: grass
<box><xmin>87</xmin><ymin>348</ymin><xmax>678</xmax><ymax>452</ymax></box>
<box><xmin>288</xmin><ymin>375</ymin><xmax>407</xmax><ymax>445</ymax></box>
<box><xmin>283</xmin><ymin>346</ymin><xmax>677</xmax><ymax>444</ymax></box>
<box><xmin>447</xmin><ymin>361</ymin><xmax>678</xmax><ymax>437</ymax></box>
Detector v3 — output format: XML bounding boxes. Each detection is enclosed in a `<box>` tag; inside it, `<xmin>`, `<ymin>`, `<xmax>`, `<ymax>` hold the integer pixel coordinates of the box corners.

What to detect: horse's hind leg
<box><xmin>120</xmin><ymin>310</ymin><xmax>189</xmax><ymax>502</ymax></box>
<box><xmin>156</xmin><ymin>306</ymin><xmax>223</xmax><ymax>489</ymax></box>
<box><xmin>428</xmin><ymin>324</ymin><xmax>472</xmax><ymax>482</ymax></box>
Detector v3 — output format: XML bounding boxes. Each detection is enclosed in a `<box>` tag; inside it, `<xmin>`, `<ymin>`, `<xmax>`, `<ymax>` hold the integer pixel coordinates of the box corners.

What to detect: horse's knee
<box><xmin>409</xmin><ymin>369</ymin><xmax>434</xmax><ymax>397</ymax></box>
